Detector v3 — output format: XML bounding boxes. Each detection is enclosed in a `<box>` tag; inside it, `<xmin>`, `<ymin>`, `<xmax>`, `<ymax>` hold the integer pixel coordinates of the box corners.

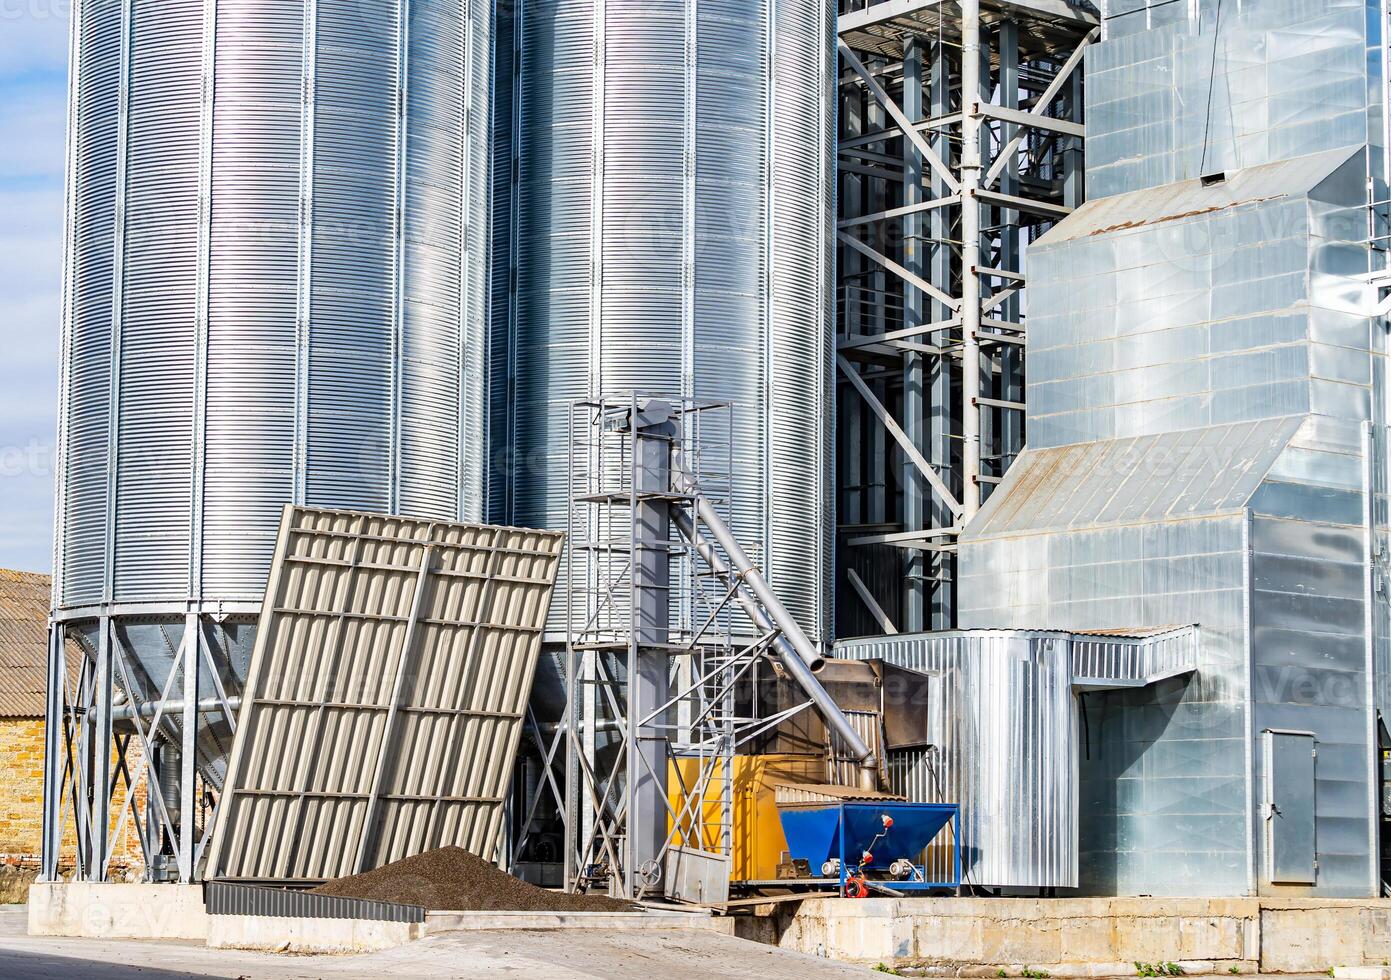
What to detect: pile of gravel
<box><xmin>309</xmin><ymin>846</ymin><xmax>634</xmax><ymax>912</ymax></box>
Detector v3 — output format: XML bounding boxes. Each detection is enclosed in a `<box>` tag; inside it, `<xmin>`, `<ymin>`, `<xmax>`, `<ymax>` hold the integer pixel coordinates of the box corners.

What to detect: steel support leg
<box><xmin>40</xmin><ymin>624</ymin><xmax>65</xmax><ymax>881</ymax></box>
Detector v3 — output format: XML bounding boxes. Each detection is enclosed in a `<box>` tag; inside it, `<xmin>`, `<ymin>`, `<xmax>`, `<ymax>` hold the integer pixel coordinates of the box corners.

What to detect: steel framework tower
<box><xmin>835</xmin><ymin>0</ymin><xmax>1096</xmax><ymax>635</ymax></box>
<box><xmin>557</xmin><ymin>396</ymin><xmax>876</xmax><ymax>899</ymax></box>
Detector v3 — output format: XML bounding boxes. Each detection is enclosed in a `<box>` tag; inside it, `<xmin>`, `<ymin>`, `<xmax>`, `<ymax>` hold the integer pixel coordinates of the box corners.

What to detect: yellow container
<box><xmin>668</xmin><ymin>753</ymin><xmax>824</xmax><ymax>882</ymax></box>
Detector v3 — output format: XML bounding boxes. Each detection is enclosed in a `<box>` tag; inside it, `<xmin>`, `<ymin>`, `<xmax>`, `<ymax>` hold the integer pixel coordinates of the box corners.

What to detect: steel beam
<box><xmin>838</xmin><ymin>232</ymin><xmax>955</xmax><ymax>310</ymax></box>
<box><xmin>960</xmin><ymin>0</ymin><xmax>983</xmax><ymax>521</ymax></box>
<box><xmin>839</xmin><ymin>40</ymin><xmax>960</xmax><ymax>194</ymax></box>
<box><xmin>839</xmin><ymin>355</ymin><xmax>963</xmax><ymax>518</ymax></box>
<box><xmin>983</xmin><ymin>27</ymin><xmax>1096</xmax><ymax>188</ymax></box>
<box><xmin>847</xmin><ymin>568</ymin><xmax>899</xmax><ymax>636</ymax></box>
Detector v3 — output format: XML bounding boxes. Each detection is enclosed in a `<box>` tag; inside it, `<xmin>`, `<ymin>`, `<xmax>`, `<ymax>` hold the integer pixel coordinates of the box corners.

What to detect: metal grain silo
<box><xmin>489</xmin><ymin>0</ymin><xmax>836</xmax><ymax>644</ymax></box>
<box><xmin>45</xmin><ymin>0</ymin><xmax>488</xmax><ymax>882</ymax></box>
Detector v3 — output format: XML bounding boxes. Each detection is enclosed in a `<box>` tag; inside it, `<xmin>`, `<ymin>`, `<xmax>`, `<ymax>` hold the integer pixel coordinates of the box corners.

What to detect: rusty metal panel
<box><xmin>204</xmin><ymin>506</ymin><xmax>563</xmax><ymax>882</ymax></box>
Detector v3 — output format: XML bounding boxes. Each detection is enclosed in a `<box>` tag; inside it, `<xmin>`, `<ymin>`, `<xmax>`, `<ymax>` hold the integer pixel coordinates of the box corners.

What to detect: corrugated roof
<box><xmin>0</xmin><ymin>569</ymin><xmax>61</xmax><ymax>718</ymax></box>
<box><xmin>962</xmin><ymin>416</ymin><xmax>1302</xmax><ymax>541</ymax></box>
<box><xmin>1033</xmin><ymin>146</ymin><xmax>1359</xmax><ymax>246</ymax></box>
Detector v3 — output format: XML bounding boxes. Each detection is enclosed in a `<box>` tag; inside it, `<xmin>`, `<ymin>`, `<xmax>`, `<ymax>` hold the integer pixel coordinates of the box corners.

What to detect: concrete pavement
<box><xmin>0</xmin><ymin>906</ymin><xmax>879</xmax><ymax>978</ymax></box>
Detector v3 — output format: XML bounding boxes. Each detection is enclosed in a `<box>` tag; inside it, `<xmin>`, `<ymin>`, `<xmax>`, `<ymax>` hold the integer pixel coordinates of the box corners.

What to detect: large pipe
<box><xmin>668</xmin><ymin>472</ymin><xmax>880</xmax><ymax>789</ymax></box>
<box><xmin>86</xmin><ymin>696</ymin><xmax>241</xmax><ymax>724</ymax></box>
<box><xmin>670</xmin><ymin>464</ymin><xmax>824</xmax><ymax>672</ymax></box>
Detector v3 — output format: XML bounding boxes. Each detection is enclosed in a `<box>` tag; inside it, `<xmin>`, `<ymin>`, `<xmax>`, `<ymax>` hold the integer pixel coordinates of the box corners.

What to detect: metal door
<box><xmin>1264</xmin><ymin>730</ymin><xmax>1317</xmax><ymax>885</ymax></box>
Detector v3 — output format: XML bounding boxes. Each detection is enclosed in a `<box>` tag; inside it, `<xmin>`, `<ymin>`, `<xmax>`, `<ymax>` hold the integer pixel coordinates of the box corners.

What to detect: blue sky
<box><xmin>0</xmin><ymin>6</ymin><xmax>70</xmax><ymax>574</ymax></box>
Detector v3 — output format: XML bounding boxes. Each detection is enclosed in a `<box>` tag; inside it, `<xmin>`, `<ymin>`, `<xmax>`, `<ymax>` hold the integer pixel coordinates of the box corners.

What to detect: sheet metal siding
<box><xmin>57</xmin><ymin>0</ymin><xmax>488</xmax><ymax>613</ymax></box>
<box><xmin>1071</xmin><ymin>628</ymin><xmax>1199</xmax><ymax>686</ymax></box>
<box><xmin>1248</xmin><ymin>425</ymin><xmax>1375</xmax><ymax>895</ymax></box>
<box><xmin>1089</xmin><ymin>0</ymin><xmax>1378</xmax><ymax>198</ymax></box>
<box><xmin>205</xmin><ymin>881</ymin><xmax>425</xmax><ymax>922</ymax></box>
<box><xmin>769</xmin><ymin>0</ymin><xmax>835</xmax><ymax>642</ymax></box>
<box><xmin>1025</xmin><ymin>148</ymin><xmax>1372</xmax><ymax>453</ymax></box>
<box><xmin>487</xmin><ymin>0</ymin><xmax>516</xmax><ymax>524</ymax></box>
<box><xmin>960</xmin><ymin>516</ymin><xmax>1252</xmax><ymax>895</ymax></box>
<box><xmin>501</xmin><ymin>0</ymin><xmax>833</xmax><ymax>642</ymax></box>
<box><xmin>206</xmin><ymin>507</ymin><xmax>563</xmax><ymax>882</ymax></box>
<box><xmin>839</xmin><ymin>632</ymin><xmax>1080</xmax><ymax>889</ymax></box>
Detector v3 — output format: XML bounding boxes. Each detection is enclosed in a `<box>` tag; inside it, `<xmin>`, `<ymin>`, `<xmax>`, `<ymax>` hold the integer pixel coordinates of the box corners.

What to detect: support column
<box><xmin>997</xmin><ymin>20</ymin><xmax>1023</xmax><ymax>480</ymax></box>
<box><xmin>902</xmin><ymin>35</ymin><xmax>926</xmax><ymax>632</ymax></box>
<box><xmin>629</xmin><ymin>400</ymin><xmax>674</xmax><ymax>893</ymax></box>
<box><xmin>92</xmin><ymin>618</ymin><xmax>114</xmax><ymax>881</ymax></box>
<box><xmin>928</xmin><ymin>39</ymin><xmax>953</xmax><ymax>628</ymax></box>
<box><xmin>960</xmin><ymin>0</ymin><xmax>982</xmax><ymax>522</ymax></box>
<box><xmin>1063</xmin><ymin>63</ymin><xmax>1084</xmax><ymax>209</ymax></box>
<box><xmin>179</xmin><ymin>614</ymin><xmax>199</xmax><ymax>880</ymax></box>
<box><xmin>40</xmin><ymin>624</ymin><xmax>65</xmax><ymax>881</ymax></box>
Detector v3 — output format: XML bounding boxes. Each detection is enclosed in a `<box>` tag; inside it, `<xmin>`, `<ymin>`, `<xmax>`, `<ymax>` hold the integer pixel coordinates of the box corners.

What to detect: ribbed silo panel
<box><xmin>767</xmin><ymin>0</ymin><xmax>832</xmax><ymax>641</ymax></box>
<box><xmin>487</xmin><ymin>0</ymin><xmax>515</xmax><ymax>524</ymax></box>
<box><xmin>60</xmin><ymin>0</ymin><xmax>122</xmax><ymax>608</ymax></box>
<box><xmin>204</xmin><ymin>0</ymin><xmax>303</xmax><ymax>599</ymax></box>
<box><xmin>304</xmin><ymin>0</ymin><xmax>399</xmax><ymax>513</ymax></box>
<box><xmin>692</xmin><ymin>0</ymin><xmax>767</xmax><ymax>555</ymax></box>
<box><xmin>513</xmin><ymin>0</ymin><xmax>593</xmax><ymax>534</ymax></box>
<box><xmin>460</xmin><ymin>0</ymin><xmax>490</xmax><ymax>523</ymax></box>
<box><xmin>400</xmin><ymin>0</ymin><xmax>465</xmax><ymax>521</ymax></box>
<box><xmin>112</xmin><ymin>0</ymin><xmax>204</xmax><ymax>602</ymax></box>
<box><xmin>598</xmin><ymin>2</ymin><xmax>683</xmax><ymax>397</ymax></box>
<box><xmin>57</xmin><ymin>0</ymin><xmax>485</xmax><ymax>616</ymax></box>
<box><xmin>499</xmin><ymin>0</ymin><xmax>835</xmax><ymax>643</ymax></box>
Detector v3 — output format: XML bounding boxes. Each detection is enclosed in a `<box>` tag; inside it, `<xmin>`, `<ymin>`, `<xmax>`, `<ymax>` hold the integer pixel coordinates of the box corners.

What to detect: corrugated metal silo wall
<box><xmin>491</xmin><ymin>0</ymin><xmax>835</xmax><ymax>644</ymax></box>
<box><xmin>838</xmin><ymin>632</ymin><xmax>1079</xmax><ymax>889</ymax></box>
<box><xmin>54</xmin><ymin>0</ymin><xmax>489</xmax><ymax>613</ymax></box>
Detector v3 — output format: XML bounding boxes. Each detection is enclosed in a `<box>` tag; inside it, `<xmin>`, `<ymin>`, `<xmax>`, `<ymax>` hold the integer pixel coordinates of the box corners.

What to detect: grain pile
<box><xmin>310</xmin><ymin>846</ymin><xmax>634</xmax><ymax>912</ymax></box>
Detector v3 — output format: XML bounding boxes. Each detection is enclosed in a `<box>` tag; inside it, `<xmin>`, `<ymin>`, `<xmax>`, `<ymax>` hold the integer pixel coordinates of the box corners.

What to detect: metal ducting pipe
<box><xmin>88</xmin><ymin>697</ymin><xmax>241</xmax><ymax>724</ymax></box>
<box><xmin>670</xmin><ymin>463</ymin><xmax>824</xmax><ymax>672</ymax></box>
<box><xmin>667</xmin><ymin>476</ymin><xmax>880</xmax><ymax>790</ymax></box>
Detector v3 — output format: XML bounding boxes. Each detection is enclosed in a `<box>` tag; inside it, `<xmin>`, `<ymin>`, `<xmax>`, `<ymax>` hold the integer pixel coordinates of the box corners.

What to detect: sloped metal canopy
<box><xmin>962</xmin><ymin>417</ymin><xmax>1302</xmax><ymax>541</ymax></box>
<box><xmin>1033</xmin><ymin>146</ymin><xmax>1361</xmax><ymax>246</ymax></box>
<box><xmin>203</xmin><ymin>506</ymin><xmax>563</xmax><ymax>882</ymax></box>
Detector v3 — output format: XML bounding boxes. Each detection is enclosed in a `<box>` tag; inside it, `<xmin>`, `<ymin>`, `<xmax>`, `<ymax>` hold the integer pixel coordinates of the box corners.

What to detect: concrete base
<box><xmin>742</xmin><ymin>897</ymin><xmax>1391</xmax><ymax>975</ymax></box>
<box><xmin>207</xmin><ymin>914</ymin><xmax>424</xmax><ymax>953</ymax></box>
<box><xmin>27</xmin><ymin>882</ymin><xmax>209</xmax><ymax>940</ymax></box>
<box><xmin>426</xmin><ymin>909</ymin><xmax>736</xmax><ymax>934</ymax></box>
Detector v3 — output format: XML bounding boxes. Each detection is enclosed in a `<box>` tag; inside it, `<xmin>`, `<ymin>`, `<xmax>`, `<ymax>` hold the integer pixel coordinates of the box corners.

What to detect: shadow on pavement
<box><xmin>0</xmin><ymin>948</ymin><xmax>220</xmax><ymax>979</ymax></box>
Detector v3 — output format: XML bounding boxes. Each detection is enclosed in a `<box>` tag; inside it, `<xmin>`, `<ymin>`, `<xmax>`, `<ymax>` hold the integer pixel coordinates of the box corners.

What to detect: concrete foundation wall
<box><xmin>752</xmin><ymin>897</ymin><xmax>1391</xmax><ymax>975</ymax></box>
<box><xmin>27</xmin><ymin>882</ymin><xmax>208</xmax><ymax>940</ymax></box>
<box><xmin>207</xmin><ymin>914</ymin><xmax>424</xmax><ymax>954</ymax></box>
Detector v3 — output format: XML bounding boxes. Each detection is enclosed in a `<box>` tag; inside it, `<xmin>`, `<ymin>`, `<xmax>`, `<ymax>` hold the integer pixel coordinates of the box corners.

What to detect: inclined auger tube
<box><xmin>668</xmin><ymin>467</ymin><xmax>880</xmax><ymax>791</ymax></box>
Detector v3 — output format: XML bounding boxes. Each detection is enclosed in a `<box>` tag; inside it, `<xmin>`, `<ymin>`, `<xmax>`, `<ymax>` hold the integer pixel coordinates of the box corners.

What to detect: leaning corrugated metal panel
<box><xmin>204</xmin><ymin>506</ymin><xmax>563</xmax><ymax>882</ymax></box>
<box><xmin>54</xmin><ymin>0</ymin><xmax>489</xmax><ymax>617</ymax></box>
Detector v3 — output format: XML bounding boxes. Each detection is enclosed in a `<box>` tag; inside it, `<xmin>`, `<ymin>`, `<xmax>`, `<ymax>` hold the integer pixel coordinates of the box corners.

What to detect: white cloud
<box><xmin>0</xmin><ymin>2</ymin><xmax>70</xmax><ymax>79</ymax></box>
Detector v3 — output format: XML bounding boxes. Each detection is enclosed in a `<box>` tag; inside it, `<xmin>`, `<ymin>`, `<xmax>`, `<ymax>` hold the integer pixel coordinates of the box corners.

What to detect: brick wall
<box><xmin>0</xmin><ymin>717</ymin><xmax>145</xmax><ymax>876</ymax></box>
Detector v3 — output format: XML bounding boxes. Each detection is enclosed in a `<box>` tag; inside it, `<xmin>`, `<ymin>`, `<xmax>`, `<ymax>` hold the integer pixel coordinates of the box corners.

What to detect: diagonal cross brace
<box><xmin>839</xmin><ymin>39</ymin><xmax>961</xmax><ymax>194</ymax></box>
<box><xmin>838</xmin><ymin>354</ymin><xmax>964</xmax><ymax>518</ymax></box>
